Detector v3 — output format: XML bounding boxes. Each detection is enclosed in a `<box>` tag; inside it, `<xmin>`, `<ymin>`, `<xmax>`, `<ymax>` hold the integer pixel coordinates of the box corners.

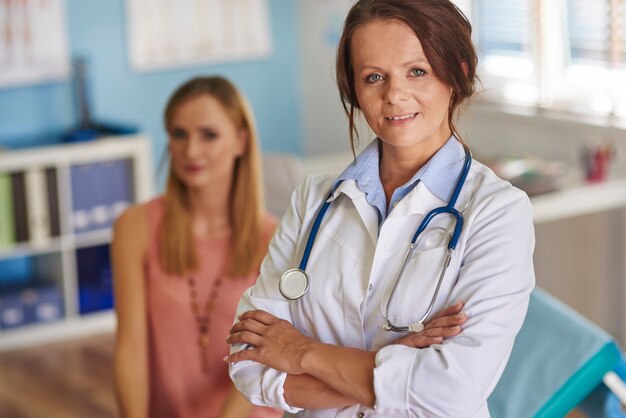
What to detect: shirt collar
<box><xmin>333</xmin><ymin>136</ymin><xmax>466</xmax><ymax>203</ymax></box>
<box><xmin>414</xmin><ymin>136</ymin><xmax>467</xmax><ymax>202</ymax></box>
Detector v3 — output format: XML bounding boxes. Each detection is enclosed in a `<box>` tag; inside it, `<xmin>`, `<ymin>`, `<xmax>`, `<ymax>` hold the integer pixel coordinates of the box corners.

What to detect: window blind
<box><xmin>473</xmin><ymin>0</ymin><xmax>533</xmax><ymax>57</ymax></box>
<box><xmin>566</xmin><ymin>0</ymin><xmax>625</xmax><ymax>67</ymax></box>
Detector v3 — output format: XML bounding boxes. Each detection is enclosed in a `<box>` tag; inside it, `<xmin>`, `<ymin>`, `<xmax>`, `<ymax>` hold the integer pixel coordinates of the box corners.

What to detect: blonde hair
<box><xmin>160</xmin><ymin>76</ymin><xmax>266</xmax><ymax>277</ymax></box>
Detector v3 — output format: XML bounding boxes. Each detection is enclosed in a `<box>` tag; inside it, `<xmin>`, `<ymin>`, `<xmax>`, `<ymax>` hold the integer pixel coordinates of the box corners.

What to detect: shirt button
<box><xmin>358</xmin><ymin>413</ymin><xmax>365</xmax><ymax>418</ymax></box>
<box><xmin>368</xmin><ymin>284</ymin><xmax>373</xmax><ymax>292</ymax></box>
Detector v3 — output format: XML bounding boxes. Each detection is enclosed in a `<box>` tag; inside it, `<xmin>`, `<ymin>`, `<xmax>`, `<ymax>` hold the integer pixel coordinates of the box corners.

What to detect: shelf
<box><xmin>0</xmin><ymin>311</ymin><xmax>115</xmax><ymax>352</ymax></box>
<box><xmin>0</xmin><ymin>229</ymin><xmax>114</xmax><ymax>260</ymax></box>
<box><xmin>531</xmin><ymin>179</ymin><xmax>626</xmax><ymax>224</ymax></box>
<box><xmin>0</xmin><ymin>237</ymin><xmax>65</xmax><ymax>260</ymax></box>
<box><xmin>0</xmin><ymin>135</ymin><xmax>153</xmax><ymax>351</ymax></box>
<box><xmin>73</xmin><ymin>229</ymin><xmax>112</xmax><ymax>249</ymax></box>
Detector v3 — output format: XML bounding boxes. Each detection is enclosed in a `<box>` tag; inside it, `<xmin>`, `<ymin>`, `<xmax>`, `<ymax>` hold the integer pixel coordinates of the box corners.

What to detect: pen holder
<box><xmin>581</xmin><ymin>142</ymin><xmax>615</xmax><ymax>183</ymax></box>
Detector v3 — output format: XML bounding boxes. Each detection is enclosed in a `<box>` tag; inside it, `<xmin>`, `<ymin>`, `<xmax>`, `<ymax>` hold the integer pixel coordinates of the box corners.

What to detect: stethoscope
<box><xmin>279</xmin><ymin>145</ymin><xmax>472</xmax><ymax>334</ymax></box>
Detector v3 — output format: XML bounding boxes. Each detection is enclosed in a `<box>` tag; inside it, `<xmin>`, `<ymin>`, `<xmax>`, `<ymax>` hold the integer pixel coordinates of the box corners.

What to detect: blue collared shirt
<box><xmin>333</xmin><ymin>136</ymin><xmax>466</xmax><ymax>225</ymax></box>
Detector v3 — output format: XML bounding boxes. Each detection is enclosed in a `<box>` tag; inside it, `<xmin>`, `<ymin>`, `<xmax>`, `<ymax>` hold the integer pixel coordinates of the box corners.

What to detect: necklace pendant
<box><xmin>198</xmin><ymin>334</ymin><xmax>210</xmax><ymax>348</ymax></box>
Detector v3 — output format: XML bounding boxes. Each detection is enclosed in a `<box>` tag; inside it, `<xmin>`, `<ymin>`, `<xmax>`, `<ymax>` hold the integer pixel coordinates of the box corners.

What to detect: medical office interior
<box><xmin>1</xmin><ymin>0</ymin><xmax>626</xmax><ymax>416</ymax></box>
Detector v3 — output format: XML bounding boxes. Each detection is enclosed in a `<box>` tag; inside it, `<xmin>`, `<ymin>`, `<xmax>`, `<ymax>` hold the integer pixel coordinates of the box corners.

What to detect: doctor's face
<box><xmin>351</xmin><ymin>19</ymin><xmax>453</xmax><ymax>158</ymax></box>
<box><xmin>168</xmin><ymin>94</ymin><xmax>246</xmax><ymax>190</ymax></box>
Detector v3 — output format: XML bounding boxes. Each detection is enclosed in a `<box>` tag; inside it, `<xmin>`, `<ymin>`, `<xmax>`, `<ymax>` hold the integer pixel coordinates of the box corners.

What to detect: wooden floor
<box><xmin>0</xmin><ymin>333</ymin><xmax>117</xmax><ymax>418</ymax></box>
<box><xmin>0</xmin><ymin>333</ymin><xmax>589</xmax><ymax>418</ymax></box>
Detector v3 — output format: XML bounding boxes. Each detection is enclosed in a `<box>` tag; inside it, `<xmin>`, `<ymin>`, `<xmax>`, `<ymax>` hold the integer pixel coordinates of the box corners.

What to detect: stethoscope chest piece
<box><xmin>279</xmin><ymin>269</ymin><xmax>310</xmax><ymax>300</ymax></box>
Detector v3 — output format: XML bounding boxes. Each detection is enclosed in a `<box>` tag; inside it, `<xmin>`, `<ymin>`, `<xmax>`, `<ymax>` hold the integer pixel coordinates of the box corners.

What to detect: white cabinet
<box><xmin>0</xmin><ymin>135</ymin><xmax>153</xmax><ymax>351</ymax></box>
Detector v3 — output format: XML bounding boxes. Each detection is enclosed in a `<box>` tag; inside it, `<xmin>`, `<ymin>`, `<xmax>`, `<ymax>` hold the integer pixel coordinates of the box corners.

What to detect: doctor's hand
<box><xmin>225</xmin><ymin>310</ymin><xmax>315</xmax><ymax>375</ymax></box>
<box><xmin>393</xmin><ymin>302</ymin><xmax>467</xmax><ymax>348</ymax></box>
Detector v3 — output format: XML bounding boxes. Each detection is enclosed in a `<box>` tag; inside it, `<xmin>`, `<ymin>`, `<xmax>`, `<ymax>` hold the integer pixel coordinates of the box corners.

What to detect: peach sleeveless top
<box><xmin>143</xmin><ymin>197</ymin><xmax>281</xmax><ymax>418</ymax></box>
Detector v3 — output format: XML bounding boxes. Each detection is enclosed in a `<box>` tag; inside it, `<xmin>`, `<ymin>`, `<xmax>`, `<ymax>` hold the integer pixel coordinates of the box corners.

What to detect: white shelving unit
<box><xmin>0</xmin><ymin>135</ymin><xmax>153</xmax><ymax>351</ymax></box>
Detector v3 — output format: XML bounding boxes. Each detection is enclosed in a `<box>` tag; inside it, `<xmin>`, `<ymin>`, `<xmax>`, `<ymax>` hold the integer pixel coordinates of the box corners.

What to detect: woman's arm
<box><xmin>218</xmin><ymin>384</ymin><xmax>254</xmax><ymax>418</ymax></box>
<box><xmin>111</xmin><ymin>205</ymin><xmax>149</xmax><ymax>418</ymax></box>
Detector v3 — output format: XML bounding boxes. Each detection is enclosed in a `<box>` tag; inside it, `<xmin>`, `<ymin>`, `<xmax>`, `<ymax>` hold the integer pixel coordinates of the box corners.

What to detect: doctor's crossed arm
<box><xmin>227</xmin><ymin>0</ymin><xmax>535</xmax><ymax>416</ymax></box>
<box><xmin>227</xmin><ymin>302</ymin><xmax>468</xmax><ymax>408</ymax></box>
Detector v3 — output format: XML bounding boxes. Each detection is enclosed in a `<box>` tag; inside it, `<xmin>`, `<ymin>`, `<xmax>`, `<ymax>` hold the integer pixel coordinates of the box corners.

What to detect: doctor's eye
<box><xmin>414</xmin><ymin>227</ymin><xmax>450</xmax><ymax>252</ymax></box>
<box><xmin>410</xmin><ymin>68</ymin><xmax>426</xmax><ymax>77</ymax></box>
<box><xmin>365</xmin><ymin>73</ymin><xmax>384</xmax><ymax>83</ymax></box>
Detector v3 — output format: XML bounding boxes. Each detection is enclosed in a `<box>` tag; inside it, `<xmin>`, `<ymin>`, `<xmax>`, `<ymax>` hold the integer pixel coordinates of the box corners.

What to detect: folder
<box><xmin>45</xmin><ymin>167</ymin><xmax>61</xmax><ymax>237</ymax></box>
<box><xmin>25</xmin><ymin>168</ymin><xmax>51</xmax><ymax>246</ymax></box>
<box><xmin>0</xmin><ymin>173</ymin><xmax>15</xmax><ymax>249</ymax></box>
<box><xmin>10</xmin><ymin>172</ymin><xmax>29</xmax><ymax>243</ymax></box>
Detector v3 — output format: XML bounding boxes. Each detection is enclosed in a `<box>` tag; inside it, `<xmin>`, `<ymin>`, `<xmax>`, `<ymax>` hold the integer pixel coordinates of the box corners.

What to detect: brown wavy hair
<box><xmin>335</xmin><ymin>0</ymin><xmax>478</xmax><ymax>154</ymax></box>
<box><xmin>161</xmin><ymin>76</ymin><xmax>265</xmax><ymax>277</ymax></box>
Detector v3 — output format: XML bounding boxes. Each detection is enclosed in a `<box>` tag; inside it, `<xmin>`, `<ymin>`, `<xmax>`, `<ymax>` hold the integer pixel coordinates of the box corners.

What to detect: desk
<box><xmin>532</xmin><ymin>179</ymin><xmax>626</xmax><ymax>224</ymax></box>
<box><xmin>530</xmin><ymin>179</ymin><xmax>626</xmax><ymax>346</ymax></box>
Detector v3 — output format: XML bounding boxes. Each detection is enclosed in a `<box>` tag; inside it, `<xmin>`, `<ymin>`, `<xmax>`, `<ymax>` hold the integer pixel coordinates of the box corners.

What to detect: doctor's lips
<box><xmin>385</xmin><ymin>112</ymin><xmax>418</xmax><ymax>124</ymax></box>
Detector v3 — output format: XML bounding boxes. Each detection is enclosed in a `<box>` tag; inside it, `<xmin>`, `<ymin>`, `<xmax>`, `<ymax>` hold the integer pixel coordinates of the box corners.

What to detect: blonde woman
<box><xmin>112</xmin><ymin>76</ymin><xmax>281</xmax><ymax>418</ymax></box>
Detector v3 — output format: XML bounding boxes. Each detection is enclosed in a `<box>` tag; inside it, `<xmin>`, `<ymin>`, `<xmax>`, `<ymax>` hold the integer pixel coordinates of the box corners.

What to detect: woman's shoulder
<box><xmin>113</xmin><ymin>196</ymin><xmax>164</xmax><ymax>248</ymax></box>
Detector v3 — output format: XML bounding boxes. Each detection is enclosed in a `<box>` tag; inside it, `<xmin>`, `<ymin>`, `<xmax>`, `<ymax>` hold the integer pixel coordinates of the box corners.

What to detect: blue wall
<box><xmin>0</xmin><ymin>0</ymin><xmax>302</xmax><ymax>175</ymax></box>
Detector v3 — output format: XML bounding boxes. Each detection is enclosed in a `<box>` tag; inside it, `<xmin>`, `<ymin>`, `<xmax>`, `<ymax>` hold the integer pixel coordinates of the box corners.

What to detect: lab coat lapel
<box><xmin>330</xmin><ymin>180</ymin><xmax>379</xmax><ymax>245</ymax></box>
<box><xmin>390</xmin><ymin>181</ymin><xmax>446</xmax><ymax>217</ymax></box>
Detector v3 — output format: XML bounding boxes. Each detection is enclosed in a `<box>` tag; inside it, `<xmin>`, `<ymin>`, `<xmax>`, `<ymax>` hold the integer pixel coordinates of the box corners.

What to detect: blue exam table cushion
<box><xmin>488</xmin><ymin>288</ymin><xmax>621</xmax><ymax>418</ymax></box>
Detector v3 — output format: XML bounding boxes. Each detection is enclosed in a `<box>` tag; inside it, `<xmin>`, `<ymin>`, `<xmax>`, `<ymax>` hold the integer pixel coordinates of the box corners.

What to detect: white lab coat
<box><xmin>229</xmin><ymin>158</ymin><xmax>535</xmax><ymax>418</ymax></box>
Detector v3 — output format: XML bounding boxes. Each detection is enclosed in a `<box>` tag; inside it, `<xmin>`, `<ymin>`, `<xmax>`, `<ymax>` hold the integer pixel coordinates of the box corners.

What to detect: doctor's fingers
<box><xmin>229</xmin><ymin>318</ymin><xmax>268</xmax><ymax>336</ymax></box>
<box><xmin>238</xmin><ymin>309</ymin><xmax>281</xmax><ymax>325</ymax></box>
<box><xmin>423</xmin><ymin>325</ymin><xmax>463</xmax><ymax>339</ymax></box>
<box><xmin>424</xmin><ymin>311</ymin><xmax>467</xmax><ymax>330</ymax></box>
<box><xmin>431</xmin><ymin>301</ymin><xmax>464</xmax><ymax>320</ymax></box>
<box><xmin>393</xmin><ymin>334</ymin><xmax>444</xmax><ymax>349</ymax></box>
<box><xmin>227</xmin><ymin>330</ymin><xmax>264</xmax><ymax>347</ymax></box>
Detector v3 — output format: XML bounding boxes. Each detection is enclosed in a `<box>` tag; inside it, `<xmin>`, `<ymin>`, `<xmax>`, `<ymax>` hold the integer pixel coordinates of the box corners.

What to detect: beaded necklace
<box><xmin>187</xmin><ymin>275</ymin><xmax>224</xmax><ymax>373</ymax></box>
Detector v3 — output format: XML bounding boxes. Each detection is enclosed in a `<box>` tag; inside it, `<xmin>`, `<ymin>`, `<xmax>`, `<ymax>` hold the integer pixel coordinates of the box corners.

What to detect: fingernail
<box><xmin>452</xmin><ymin>326</ymin><xmax>461</xmax><ymax>331</ymax></box>
<box><xmin>223</xmin><ymin>356</ymin><xmax>229</xmax><ymax>362</ymax></box>
<box><xmin>456</xmin><ymin>313</ymin><xmax>466</xmax><ymax>319</ymax></box>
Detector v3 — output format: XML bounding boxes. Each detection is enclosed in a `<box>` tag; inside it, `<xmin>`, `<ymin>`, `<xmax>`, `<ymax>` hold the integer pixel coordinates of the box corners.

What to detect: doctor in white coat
<box><xmin>226</xmin><ymin>0</ymin><xmax>535</xmax><ymax>416</ymax></box>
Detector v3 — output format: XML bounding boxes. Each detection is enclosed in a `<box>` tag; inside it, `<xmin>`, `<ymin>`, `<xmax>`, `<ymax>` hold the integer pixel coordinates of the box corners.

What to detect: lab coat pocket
<box><xmin>378</xmin><ymin>245</ymin><xmax>450</xmax><ymax>326</ymax></box>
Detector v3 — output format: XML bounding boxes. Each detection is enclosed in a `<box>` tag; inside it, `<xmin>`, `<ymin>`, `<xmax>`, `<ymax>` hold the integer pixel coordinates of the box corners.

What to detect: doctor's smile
<box><xmin>385</xmin><ymin>112</ymin><xmax>418</xmax><ymax>123</ymax></box>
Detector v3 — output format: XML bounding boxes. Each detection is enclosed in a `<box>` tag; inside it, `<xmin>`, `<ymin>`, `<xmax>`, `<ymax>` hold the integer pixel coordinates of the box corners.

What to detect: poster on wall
<box><xmin>126</xmin><ymin>0</ymin><xmax>272</xmax><ymax>72</ymax></box>
<box><xmin>0</xmin><ymin>0</ymin><xmax>70</xmax><ymax>88</ymax></box>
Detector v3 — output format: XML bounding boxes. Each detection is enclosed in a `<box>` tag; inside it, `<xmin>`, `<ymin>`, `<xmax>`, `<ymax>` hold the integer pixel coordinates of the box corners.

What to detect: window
<box><xmin>567</xmin><ymin>0</ymin><xmax>611</xmax><ymax>66</ymax></box>
<box><xmin>472</xmin><ymin>0</ymin><xmax>537</xmax><ymax>103</ymax></box>
<box><xmin>466</xmin><ymin>0</ymin><xmax>626</xmax><ymax>120</ymax></box>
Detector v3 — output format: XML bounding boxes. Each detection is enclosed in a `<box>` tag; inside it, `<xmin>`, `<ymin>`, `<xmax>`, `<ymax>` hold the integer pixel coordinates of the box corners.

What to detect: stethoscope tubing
<box><xmin>282</xmin><ymin>144</ymin><xmax>472</xmax><ymax>333</ymax></box>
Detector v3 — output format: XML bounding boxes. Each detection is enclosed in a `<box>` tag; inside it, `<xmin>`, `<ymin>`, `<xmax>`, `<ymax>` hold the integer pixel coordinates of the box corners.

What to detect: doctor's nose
<box><xmin>384</xmin><ymin>78</ymin><xmax>411</xmax><ymax>104</ymax></box>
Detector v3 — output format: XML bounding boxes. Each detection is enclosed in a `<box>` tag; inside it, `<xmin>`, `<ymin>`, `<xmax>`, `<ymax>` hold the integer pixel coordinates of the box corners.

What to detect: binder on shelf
<box><xmin>70</xmin><ymin>159</ymin><xmax>134</xmax><ymax>233</ymax></box>
<box><xmin>0</xmin><ymin>173</ymin><xmax>15</xmax><ymax>249</ymax></box>
<box><xmin>70</xmin><ymin>163</ymin><xmax>99</xmax><ymax>232</ymax></box>
<box><xmin>25</xmin><ymin>168</ymin><xmax>51</xmax><ymax>246</ymax></box>
<box><xmin>76</xmin><ymin>244</ymin><xmax>113</xmax><ymax>314</ymax></box>
<box><xmin>0</xmin><ymin>282</ymin><xmax>64</xmax><ymax>330</ymax></box>
<box><xmin>102</xmin><ymin>159</ymin><xmax>134</xmax><ymax>221</ymax></box>
<box><xmin>10</xmin><ymin>172</ymin><xmax>29</xmax><ymax>243</ymax></box>
<box><xmin>45</xmin><ymin>168</ymin><xmax>61</xmax><ymax>237</ymax></box>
